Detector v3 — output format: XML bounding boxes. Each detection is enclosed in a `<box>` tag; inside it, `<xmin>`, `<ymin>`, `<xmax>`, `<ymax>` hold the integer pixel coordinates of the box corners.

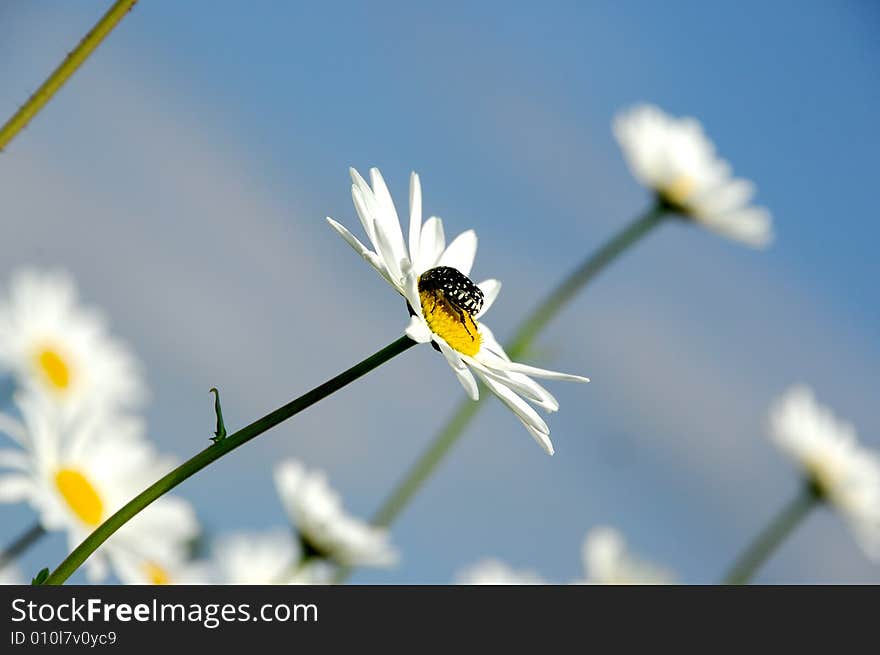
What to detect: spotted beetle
<box><xmin>417</xmin><ymin>266</ymin><xmax>484</xmax><ymax>339</ymax></box>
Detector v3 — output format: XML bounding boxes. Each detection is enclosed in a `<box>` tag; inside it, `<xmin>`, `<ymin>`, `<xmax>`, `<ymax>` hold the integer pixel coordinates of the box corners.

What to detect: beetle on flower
<box><xmin>326</xmin><ymin>167</ymin><xmax>589</xmax><ymax>455</ymax></box>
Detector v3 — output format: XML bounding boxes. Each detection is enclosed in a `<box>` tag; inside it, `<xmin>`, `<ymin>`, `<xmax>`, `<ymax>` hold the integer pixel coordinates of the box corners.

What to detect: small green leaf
<box><xmin>209</xmin><ymin>387</ymin><xmax>227</xmax><ymax>444</ymax></box>
<box><xmin>31</xmin><ymin>568</ymin><xmax>49</xmax><ymax>585</ymax></box>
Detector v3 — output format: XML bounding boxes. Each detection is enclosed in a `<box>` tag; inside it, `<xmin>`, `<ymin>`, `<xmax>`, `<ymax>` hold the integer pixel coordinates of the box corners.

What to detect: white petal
<box><xmin>438</xmin><ymin>230</ymin><xmax>478</xmax><ymax>277</ymax></box>
<box><xmin>401</xmin><ymin>265</ymin><xmax>424</xmax><ymax>319</ymax></box>
<box><xmin>405</xmin><ymin>316</ymin><xmax>432</xmax><ymax>343</ymax></box>
<box><xmin>0</xmin><ymin>449</ymin><xmax>30</xmax><ymax>471</ymax></box>
<box><xmin>408</xmin><ymin>172</ymin><xmax>422</xmax><ymax>266</ymax></box>
<box><xmin>372</xmin><ymin>218</ymin><xmax>404</xmax><ymax>282</ymax></box>
<box><xmin>481</xmin><ymin>356</ymin><xmax>590</xmax><ymax>383</ymax></box>
<box><xmin>350</xmin><ymin>180</ymin><xmax>377</xmax><ymax>246</ymax></box>
<box><xmin>479</xmin><ymin>373</ymin><xmax>549</xmax><ymax>437</ymax></box>
<box><xmin>437</xmin><ymin>340</ymin><xmax>479</xmax><ymax>401</ymax></box>
<box><xmin>693</xmin><ymin>178</ymin><xmax>754</xmax><ymax>215</ymax></box>
<box><xmin>699</xmin><ymin>207</ymin><xmax>774</xmax><ymax>248</ymax></box>
<box><xmin>480</xmin><ymin>374</ymin><xmax>554</xmax><ymax>455</ymax></box>
<box><xmin>326</xmin><ymin>217</ymin><xmax>396</xmax><ymax>288</ymax></box>
<box><xmin>369</xmin><ymin>168</ymin><xmax>409</xmax><ymax>271</ymax></box>
<box><xmin>0</xmin><ymin>474</ymin><xmax>33</xmax><ymax>502</ymax></box>
<box><xmin>418</xmin><ymin>217</ymin><xmax>446</xmax><ymax>272</ymax></box>
<box><xmin>476</xmin><ymin>322</ymin><xmax>510</xmax><ymax>361</ymax></box>
<box><xmin>326</xmin><ymin>216</ymin><xmax>373</xmax><ymax>259</ymax></box>
<box><xmin>475</xmin><ymin>279</ymin><xmax>501</xmax><ymax>319</ymax></box>
<box><xmin>84</xmin><ymin>551</ymin><xmax>109</xmax><ymax>583</ymax></box>
<box><xmin>0</xmin><ymin>414</ymin><xmax>27</xmax><ymax>446</ymax></box>
<box><xmin>466</xmin><ymin>358</ymin><xmax>558</xmax><ymax>411</ymax></box>
<box><xmin>524</xmin><ymin>422</ymin><xmax>555</xmax><ymax>456</ymax></box>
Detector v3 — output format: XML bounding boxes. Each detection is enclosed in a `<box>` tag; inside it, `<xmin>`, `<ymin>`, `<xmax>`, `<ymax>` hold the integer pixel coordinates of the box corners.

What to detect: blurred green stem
<box><xmin>722</xmin><ymin>481</ymin><xmax>821</xmax><ymax>584</ymax></box>
<box><xmin>43</xmin><ymin>335</ymin><xmax>417</xmax><ymax>585</ymax></box>
<box><xmin>505</xmin><ymin>205</ymin><xmax>668</xmax><ymax>360</ymax></box>
<box><xmin>334</xmin><ymin>205</ymin><xmax>668</xmax><ymax>583</ymax></box>
<box><xmin>0</xmin><ymin>521</ymin><xmax>46</xmax><ymax>572</ymax></box>
<box><xmin>0</xmin><ymin>0</ymin><xmax>139</xmax><ymax>151</ymax></box>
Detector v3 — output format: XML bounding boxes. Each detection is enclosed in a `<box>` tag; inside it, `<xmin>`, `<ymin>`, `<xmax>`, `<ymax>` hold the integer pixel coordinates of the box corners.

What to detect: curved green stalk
<box><xmin>722</xmin><ymin>481</ymin><xmax>820</xmax><ymax>584</ymax></box>
<box><xmin>334</xmin><ymin>206</ymin><xmax>667</xmax><ymax>584</ymax></box>
<box><xmin>504</xmin><ymin>206</ymin><xmax>667</xmax><ymax>360</ymax></box>
<box><xmin>0</xmin><ymin>0</ymin><xmax>140</xmax><ymax>151</ymax></box>
<box><xmin>374</xmin><ymin>206</ymin><xmax>666</xmax><ymax>528</ymax></box>
<box><xmin>44</xmin><ymin>335</ymin><xmax>416</xmax><ymax>585</ymax></box>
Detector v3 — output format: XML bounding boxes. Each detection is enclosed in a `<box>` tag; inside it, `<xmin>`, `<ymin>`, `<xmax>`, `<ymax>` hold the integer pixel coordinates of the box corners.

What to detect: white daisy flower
<box><xmin>456</xmin><ymin>558</ymin><xmax>547</xmax><ymax>585</ymax></box>
<box><xmin>111</xmin><ymin>549</ymin><xmax>211</xmax><ymax>585</ymax></box>
<box><xmin>577</xmin><ymin>526</ymin><xmax>674</xmax><ymax>585</ymax></box>
<box><xmin>769</xmin><ymin>385</ymin><xmax>880</xmax><ymax>559</ymax></box>
<box><xmin>213</xmin><ymin>530</ymin><xmax>333</xmax><ymax>585</ymax></box>
<box><xmin>614</xmin><ymin>104</ymin><xmax>773</xmax><ymax>248</ymax></box>
<box><xmin>274</xmin><ymin>459</ymin><xmax>398</xmax><ymax>568</ymax></box>
<box><xmin>0</xmin><ymin>395</ymin><xmax>199</xmax><ymax>582</ymax></box>
<box><xmin>0</xmin><ymin>269</ymin><xmax>146</xmax><ymax>416</ymax></box>
<box><xmin>326</xmin><ymin>167</ymin><xmax>589</xmax><ymax>454</ymax></box>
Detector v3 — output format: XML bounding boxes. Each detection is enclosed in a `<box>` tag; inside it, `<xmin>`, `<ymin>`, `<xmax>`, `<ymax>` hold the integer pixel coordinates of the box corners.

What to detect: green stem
<box><xmin>373</xmin><ymin>396</ymin><xmax>483</xmax><ymax>529</ymax></box>
<box><xmin>0</xmin><ymin>521</ymin><xmax>46</xmax><ymax>571</ymax></box>
<box><xmin>334</xmin><ymin>206</ymin><xmax>667</xmax><ymax>584</ymax></box>
<box><xmin>0</xmin><ymin>0</ymin><xmax>139</xmax><ymax>151</ymax></box>
<box><xmin>44</xmin><ymin>335</ymin><xmax>417</xmax><ymax>585</ymax></box>
<box><xmin>722</xmin><ymin>482</ymin><xmax>821</xmax><ymax>585</ymax></box>
<box><xmin>377</xmin><ymin>205</ymin><xmax>665</xmax><ymax>523</ymax></box>
<box><xmin>506</xmin><ymin>205</ymin><xmax>667</xmax><ymax>359</ymax></box>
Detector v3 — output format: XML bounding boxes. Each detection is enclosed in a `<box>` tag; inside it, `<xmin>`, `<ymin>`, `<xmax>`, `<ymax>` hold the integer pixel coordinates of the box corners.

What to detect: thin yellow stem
<box><xmin>0</xmin><ymin>0</ymin><xmax>139</xmax><ymax>151</ymax></box>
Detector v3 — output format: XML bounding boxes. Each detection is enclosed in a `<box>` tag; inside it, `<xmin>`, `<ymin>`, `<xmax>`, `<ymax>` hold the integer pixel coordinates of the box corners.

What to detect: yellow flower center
<box><xmin>54</xmin><ymin>468</ymin><xmax>103</xmax><ymax>526</ymax></box>
<box><xmin>662</xmin><ymin>175</ymin><xmax>695</xmax><ymax>209</ymax></box>
<box><xmin>34</xmin><ymin>346</ymin><xmax>72</xmax><ymax>392</ymax></box>
<box><xmin>143</xmin><ymin>561</ymin><xmax>171</xmax><ymax>585</ymax></box>
<box><xmin>807</xmin><ymin>459</ymin><xmax>837</xmax><ymax>501</ymax></box>
<box><xmin>419</xmin><ymin>289</ymin><xmax>481</xmax><ymax>357</ymax></box>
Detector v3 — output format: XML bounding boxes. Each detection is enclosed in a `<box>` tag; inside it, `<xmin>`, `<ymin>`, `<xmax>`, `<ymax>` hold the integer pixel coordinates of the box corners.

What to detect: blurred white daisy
<box><xmin>769</xmin><ymin>385</ymin><xmax>880</xmax><ymax>559</ymax></box>
<box><xmin>274</xmin><ymin>459</ymin><xmax>398</xmax><ymax>568</ymax></box>
<box><xmin>577</xmin><ymin>526</ymin><xmax>674</xmax><ymax>585</ymax></box>
<box><xmin>0</xmin><ymin>564</ymin><xmax>23</xmax><ymax>585</ymax></box>
<box><xmin>0</xmin><ymin>395</ymin><xmax>198</xmax><ymax>582</ymax></box>
<box><xmin>213</xmin><ymin>530</ymin><xmax>333</xmax><ymax>585</ymax></box>
<box><xmin>614</xmin><ymin>104</ymin><xmax>773</xmax><ymax>248</ymax></box>
<box><xmin>326</xmin><ymin>167</ymin><xmax>589</xmax><ymax>454</ymax></box>
<box><xmin>111</xmin><ymin>548</ymin><xmax>210</xmax><ymax>585</ymax></box>
<box><xmin>0</xmin><ymin>269</ymin><xmax>146</xmax><ymax>416</ymax></box>
<box><xmin>456</xmin><ymin>558</ymin><xmax>547</xmax><ymax>585</ymax></box>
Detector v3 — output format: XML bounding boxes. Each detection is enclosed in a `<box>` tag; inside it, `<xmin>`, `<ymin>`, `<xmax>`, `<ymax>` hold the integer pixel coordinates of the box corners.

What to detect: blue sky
<box><xmin>1</xmin><ymin>1</ymin><xmax>878</xmax><ymax>583</ymax></box>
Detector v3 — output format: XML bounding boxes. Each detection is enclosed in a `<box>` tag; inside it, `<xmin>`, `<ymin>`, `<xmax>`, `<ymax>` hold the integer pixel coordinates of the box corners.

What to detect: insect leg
<box><xmin>453</xmin><ymin>305</ymin><xmax>476</xmax><ymax>340</ymax></box>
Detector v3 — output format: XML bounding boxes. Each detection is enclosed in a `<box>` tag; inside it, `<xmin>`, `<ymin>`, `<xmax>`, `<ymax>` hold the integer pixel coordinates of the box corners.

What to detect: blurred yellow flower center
<box><xmin>419</xmin><ymin>289</ymin><xmax>481</xmax><ymax>357</ymax></box>
<box><xmin>663</xmin><ymin>175</ymin><xmax>695</xmax><ymax>207</ymax></box>
<box><xmin>807</xmin><ymin>459</ymin><xmax>837</xmax><ymax>500</ymax></box>
<box><xmin>54</xmin><ymin>468</ymin><xmax>103</xmax><ymax>526</ymax></box>
<box><xmin>143</xmin><ymin>562</ymin><xmax>171</xmax><ymax>585</ymax></box>
<box><xmin>35</xmin><ymin>347</ymin><xmax>72</xmax><ymax>391</ymax></box>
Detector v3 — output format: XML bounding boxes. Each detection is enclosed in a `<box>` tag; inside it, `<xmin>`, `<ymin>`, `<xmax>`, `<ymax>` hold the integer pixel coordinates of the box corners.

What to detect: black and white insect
<box><xmin>418</xmin><ymin>266</ymin><xmax>484</xmax><ymax>339</ymax></box>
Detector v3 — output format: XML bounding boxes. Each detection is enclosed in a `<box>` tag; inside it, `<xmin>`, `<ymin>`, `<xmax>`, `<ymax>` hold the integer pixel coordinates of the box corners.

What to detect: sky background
<box><xmin>1</xmin><ymin>0</ymin><xmax>878</xmax><ymax>583</ymax></box>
